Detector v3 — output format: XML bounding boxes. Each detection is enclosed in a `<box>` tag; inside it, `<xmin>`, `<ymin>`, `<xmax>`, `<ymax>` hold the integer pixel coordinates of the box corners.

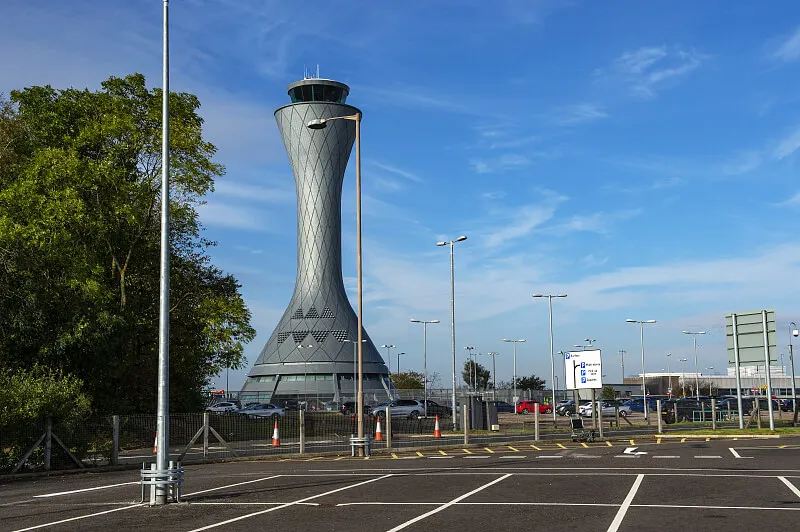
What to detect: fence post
<box><xmin>598</xmin><ymin>398</ymin><xmax>604</xmax><ymax>439</ymax></box>
<box><xmin>463</xmin><ymin>403</ymin><xmax>469</xmax><ymax>445</ymax></box>
<box><xmin>112</xmin><ymin>415</ymin><xmax>120</xmax><ymax>465</ymax></box>
<box><xmin>615</xmin><ymin>406</ymin><xmax>620</xmax><ymax>428</ymax></box>
<box><xmin>44</xmin><ymin>418</ymin><xmax>52</xmax><ymax>471</ymax></box>
<box><xmin>711</xmin><ymin>398</ymin><xmax>716</xmax><ymax>430</ymax></box>
<box><xmin>385</xmin><ymin>406</ymin><xmax>392</xmax><ymax>449</ymax></box>
<box><xmin>203</xmin><ymin>412</ymin><xmax>210</xmax><ymax>458</ymax></box>
<box><xmin>656</xmin><ymin>400</ymin><xmax>662</xmax><ymax>434</ymax></box>
<box><xmin>299</xmin><ymin>409</ymin><xmax>306</xmax><ymax>455</ymax></box>
<box><xmin>534</xmin><ymin>405</ymin><xmax>540</xmax><ymax>441</ymax></box>
<box><xmin>590</xmin><ymin>391</ymin><xmax>597</xmax><ymax>430</ymax></box>
<box><xmin>727</xmin><ymin>402</ymin><xmax>731</xmax><ymax>422</ymax></box>
<box><xmin>756</xmin><ymin>399</ymin><xmax>762</xmax><ymax>429</ymax></box>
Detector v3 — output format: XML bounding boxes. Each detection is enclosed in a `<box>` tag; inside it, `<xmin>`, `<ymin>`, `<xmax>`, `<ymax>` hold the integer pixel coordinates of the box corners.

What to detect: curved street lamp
<box><xmin>410</xmin><ymin>319</ymin><xmax>440</xmax><ymax>417</ymax></box>
<box><xmin>682</xmin><ymin>330</ymin><xmax>706</xmax><ymax>400</ymax></box>
<box><xmin>503</xmin><ymin>338</ymin><xmax>526</xmax><ymax>411</ymax></box>
<box><xmin>533</xmin><ymin>293</ymin><xmax>567</xmax><ymax>424</ymax></box>
<box><xmin>437</xmin><ymin>235</ymin><xmax>467</xmax><ymax>430</ymax></box>
<box><xmin>626</xmin><ymin>318</ymin><xmax>657</xmax><ymax>422</ymax></box>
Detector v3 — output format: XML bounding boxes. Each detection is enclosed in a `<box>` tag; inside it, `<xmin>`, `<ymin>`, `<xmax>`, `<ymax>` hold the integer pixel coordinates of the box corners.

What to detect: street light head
<box><xmin>556</xmin><ymin>294</ymin><xmax>568</xmax><ymax>298</ymax></box>
<box><xmin>519</xmin><ymin>339</ymin><xmax>526</xmax><ymax>342</ymax></box>
<box><xmin>409</xmin><ymin>319</ymin><xmax>421</xmax><ymax>323</ymax></box>
<box><xmin>307</xmin><ymin>118</ymin><xmax>328</xmax><ymax>129</ymax></box>
<box><xmin>625</xmin><ymin>319</ymin><xmax>637</xmax><ymax>323</ymax></box>
<box><xmin>794</xmin><ymin>329</ymin><xmax>799</xmax><ymax>338</ymax></box>
<box><xmin>644</xmin><ymin>320</ymin><xmax>657</xmax><ymax>323</ymax></box>
<box><xmin>455</xmin><ymin>235</ymin><xmax>467</xmax><ymax>242</ymax></box>
<box><xmin>503</xmin><ymin>339</ymin><xmax>511</xmax><ymax>342</ymax></box>
<box><xmin>436</xmin><ymin>241</ymin><xmax>447</xmax><ymax>247</ymax></box>
<box><xmin>532</xmin><ymin>293</ymin><xmax>543</xmax><ymax>298</ymax></box>
<box><xmin>430</xmin><ymin>319</ymin><xmax>441</xmax><ymax>323</ymax></box>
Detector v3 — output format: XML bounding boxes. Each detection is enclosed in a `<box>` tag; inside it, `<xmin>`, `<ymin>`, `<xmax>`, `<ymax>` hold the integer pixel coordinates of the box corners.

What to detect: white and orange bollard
<box><xmin>433</xmin><ymin>415</ymin><xmax>442</xmax><ymax>438</ymax></box>
<box><xmin>272</xmin><ymin>419</ymin><xmax>281</xmax><ymax>447</ymax></box>
<box><xmin>375</xmin><ymin>417</ymin><xmax>383</xmax><ymax>441</ymax></box>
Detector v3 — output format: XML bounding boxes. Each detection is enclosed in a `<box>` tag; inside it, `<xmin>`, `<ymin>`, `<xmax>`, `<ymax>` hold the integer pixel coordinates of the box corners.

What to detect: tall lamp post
<box><xmin>626</xmin><ymin>319</ymin><xmax>657</xmax><ymax>422</ymax></box>
<box><xmin>437</xmin><ymin>235</ymin><xmax>467</xmax><ymax>431</ymax></box>
<box><xmin>487</xmin><ymin>352</ymin><xmax>499</xmax><ymax>400</ymax></box>
<box><xmin>380</xmin><ymin>344</ymin><xmax>396</xmax><ymax>372</ymax></box>
<box><xmin>343</xmin><ymin>339</ymin><xmax>366</xmax><ymax>401</ymax></box>
<box><xmin>790</xmin><ymin>323</ymin><xmax>799</xmax><ymax>424</ymax></box>
<box><xmin>532</xmin><ymin>293</ymin><xmax>567</xmax><ymax>424</ymax></box>
<box><xmin>705</xmin><ymin>367</ymin><xmax>715</xmax><ymax>396</ymax></box>
<box><xmin>682</xmin><ymin>330</ymin><xmax>706</xmax><ymax>400</ymax></box>
<box><xmin>619</xmin><ymin>349</ymin><xmax>626</xmax><ymax>383</ymax></box>
<box><xmin>666</xmin><ymin>353</ymin><xmax>672</xmax><ymax>395</ymax></box>
<box><xmin>308</xmin><ymin>111</ymin><xmax>364</xmax><ymax>449</ymax></box>
<box><xmin>503</xmin><ymin>339</ymin><xmax>526</xmax><ymax>410</ymax></box>
<box><xmin>465</xmin><ymin>346</ymin><xmax>476</xmax><ymax>390</ymax></box>
<box><xmin>679</xmin><ymin>357</ymin><xmax>688</xmax><ymax>397</ymax></box>
<box><xmin>410</xmin><ymin>319</ymin><xmax>440</xmax><ymax>417</ymax></box>
<box><xmin>396</xmin><ymin>352</ymin><xmax>405</xmax><ymax>375</ymax></box>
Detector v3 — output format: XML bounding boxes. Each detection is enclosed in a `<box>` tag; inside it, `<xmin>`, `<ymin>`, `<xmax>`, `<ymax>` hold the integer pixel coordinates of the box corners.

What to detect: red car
<box><xmin>516</xmin><ymin>400</ymin><xmax>552</xmax><ymax>414</ymax></box>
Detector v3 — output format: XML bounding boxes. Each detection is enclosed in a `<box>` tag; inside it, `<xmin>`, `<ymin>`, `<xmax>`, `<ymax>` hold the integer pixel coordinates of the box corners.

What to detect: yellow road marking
<box><xmin>629</xmin><ymin>439</ymin><xmax>635</xmax><ymax>445</ymax></box>
<box><xmin>733</xmin><ymin>437</ymin><xmax>738</xmax><ymax>441</ymax></box>
<box><xmin>530</xmin><ymin>444</ymin><xmax>541</xmax><ymax>451</ymax></box>
<box><xmin>680</xmin><ymin>438</ymin><xmax>687</xmax><ymax>443</ymax></box>
<box><xmin>581</xmin><ymin>443</ymin><xmax>589</xmax><ymax>448</ymax></box>
<box><xmin>657</xmin><ymin>438</ymin><xmax>662</xmax><ymax>444</ymax></box>
<box><xmin>391</xmin><ymin>453</ymin><xmax>399</xmax><ymax>459</ymax></box>
<box><xmin>439</xmin><ymin>450</ymin><xmax>447</xmax><ymax>455</ymax></box>
<box><xmin>364</xmin><ymin>456</ymin><xmax>370</xmax><ymax>460</ymax></box>
<box><xmin>416</xmin><ymin>451</ymin><xmax>424</xmax><ymax>457</ymax></box>
<box><xmin>508</xmin><ymin>446</ymin><xmax>520</xmax><ymax>452</ymax></box>
<box><xmin>779</xmin><ymin>445</ymin><xmax>787</xmax><ymax>449</ymax></box>
<box><xmin>485</xmin><ymin>447</ymin><xmax>495</xmax><ymax>454</ymax></box>
<box><xmin>557</xmin><ymin>443</ymin><xmax>567</xmax><ymax>449</ymax></box>
<box><xmin>463</xmin><ymin>448</ymin><xmax>473</xmax><ymax>454</ymax></box>
<box><xmin>606</xmin><ymin>441</ymin><xmax>612</xmax><ymax>447</ymax></box>
<box><xmin>335</xmin><ymin>456</ymin><xmax>346</xmax><ymax>461</ymax></box>
<box><xmin>705</xmin><ymin>437</ymin><xmax>711</xmax><ymax>442</ymax></box>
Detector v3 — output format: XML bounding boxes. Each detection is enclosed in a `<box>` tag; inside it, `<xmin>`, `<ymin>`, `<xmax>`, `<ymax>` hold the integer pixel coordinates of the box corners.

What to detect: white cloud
<box><xmin>368</xmin><ymin>160</ymin><xmax>423</xmax><ymax>182</ymax></box>
<box><xmin>602</xmin><ymin>45</ymin><xmax>706</xmax><ymax>99</ymax></box>
<box><xmin>722</xmin><ymin>151</ymin><xmax>763</xmax><ymax>176</ymax></box>
<box><xmin>470</xmin><ymin>153</ymin><xmax>532</xmax><ymax>174</ymax></box>
<box><xmin>198</xmin><ymin>202</ymin><xmax>274</xmax><ymax>232</ymax></box>
<box><xmin>773</xmin><ymin>126</ymin><xmax>800</xmax><ymax>160</ymax></box>
<box><xmin>483</xmin><ymin>192</ymin><xmax>567</xmax><ymax>247</ymax></box>
<box><xmin>769</xmin><ymin>25</ymin><xmax>800</xmax><ymax>64</ymax></box>
<box><xmin>213</xmin><ymin>181</ymin><xmax>294</xmax><ymax>204</ymax></box>
<box><xmin>778</xmin><ymin>192</ymin><xmax>800</xmax><ymax>207</ymax></box>
<box><xmin>548</xmin><ymin>209</ymin><xmax>642</xmax><ymax>236</ymax></box>
<box><xmin>551</xmin><ymin>103</ymin><xmax>608</xmax><ymax>125</ymax></box>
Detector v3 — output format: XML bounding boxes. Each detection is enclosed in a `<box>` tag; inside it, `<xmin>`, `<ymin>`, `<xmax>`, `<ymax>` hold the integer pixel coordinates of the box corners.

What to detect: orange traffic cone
<box><xmin>272</xmin><ymin>420</ymin><xmax>281</xmax><ymax>447</ymax></box>
<box><xmin>375</xmin><ymin>417</ymin><xmax>384</xmax><ymax>441</ymax></box>
<box><xmin>153</xmin><ymin>431</ymin><xmax>158</xmax><ymax>454</ymax></box>
<box><xmin>433</xmin><ymin>415</ymin><xmax>441</xmax><ymax>438</ymax></box>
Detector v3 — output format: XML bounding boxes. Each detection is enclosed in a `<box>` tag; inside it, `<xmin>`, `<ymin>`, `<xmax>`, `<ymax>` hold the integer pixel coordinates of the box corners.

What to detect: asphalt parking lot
<box><xmin>2</xmin><ymin>437</ymin><xmax>799</xmax><ymax>531</ymax></box>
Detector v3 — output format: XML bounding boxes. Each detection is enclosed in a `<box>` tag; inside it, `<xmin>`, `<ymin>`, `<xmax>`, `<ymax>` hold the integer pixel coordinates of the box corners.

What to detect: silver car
<box><xmin>237</xmin><ymin>403</ymin><xmax>286</xmax><ymax>419</ymax></box>
<box><xmin>371</xmin><ymin>399</ymin><xmax>425</xmax><ymax>419</ymax></box>
<box><xmin>205</xmin><ymin>401</ymin><xmax>239</xmax><ymax>413</ymax></box>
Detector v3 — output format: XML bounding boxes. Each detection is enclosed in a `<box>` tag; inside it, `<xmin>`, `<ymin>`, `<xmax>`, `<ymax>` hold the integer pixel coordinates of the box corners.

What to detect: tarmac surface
<box><xmin>2</xmin><ymin>437</ymin><xmax>799</xmax><ymax>531</ymax></box>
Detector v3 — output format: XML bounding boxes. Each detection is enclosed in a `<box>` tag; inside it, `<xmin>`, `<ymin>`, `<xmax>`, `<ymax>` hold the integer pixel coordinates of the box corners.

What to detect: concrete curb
<box><xmin>655</xmin><ymin>434</ymin><xmax>781</xmax><ymax>439</ymax></box>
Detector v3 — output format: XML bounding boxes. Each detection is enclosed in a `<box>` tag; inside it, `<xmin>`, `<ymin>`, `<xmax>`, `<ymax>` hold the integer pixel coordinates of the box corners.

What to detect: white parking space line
<box><xmin>606</xmin><ymin>474</ymin><xmax>644</xmax><ymax>532</ymax></box>
<box><xmin>11</xmin><ymin>504</ymin><xmax>143</xmax><ymax>532</ymax></box>
<box><xmin>386</xmin><ymin>474</ymin><xmax>512</xmax><ymax>532</ymax></box>
<box><xmin>184</xmin><ymin>475</ymin><xmax>282</xmax><ymax>498</ymax></box>
<box><xmin>614</xmin><ymin>456</ymin><xmax>640</xmax><ymax>459</ymax></box>
<box><xmin>33</xmin><ymin>482</ymin><xmax>139</xmax><ymax>498</ymax></box>
<box><xmin>778</xmin><ymin>476</ymin><xmax>800</xmax><ymax>499</ymax></box>
<box><xmin>537</xmin><ymin>456</ymin><xmax>563</xmax><ymax>459</ymax></box>
<box><xmin>499</xmin><ymin>455</ymin><xmax>526</xmax><ymax>459</ymax></box>
<box><xmin>187</xmin><ymin>474</ymin><xmax>393</xmax><ymax>532</ymax></box>
<box><xmin>729</xmin><ymin>448</ymin><xmax>753</xmax><ymax>459</ymax></box>
<box><xmin>463</xmin><ymin>456</ymin><xmax>490</xmax><ymax>459</ymax></box>
<box><xmin>652</xmin><ymin>456</ymin><xmax>680</xmax><ymax>459</ymax></box>
<box><xmin>428</xmin><ymin>456</ymin><xmax>454</xmax><ymax>459</ymax></box>
<box><xmin>694</xmin><ymin>456</ymin><xmax>723</xmax><ymax>459</ymax></box>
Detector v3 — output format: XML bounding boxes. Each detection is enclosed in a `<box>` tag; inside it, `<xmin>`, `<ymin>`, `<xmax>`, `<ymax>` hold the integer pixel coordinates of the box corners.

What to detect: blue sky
<box><xmin>3</xmin><ymin>1</ymin><xmax>800</xmax><ymax>391</ymax></box>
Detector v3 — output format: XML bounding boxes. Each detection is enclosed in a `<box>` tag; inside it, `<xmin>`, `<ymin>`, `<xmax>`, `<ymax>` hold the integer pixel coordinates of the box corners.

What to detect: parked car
<box><xmin>486</xmin><ymin>400</ymin><xmax>515</xmax><ymax>413</ymax></box>
<box><xmin>622</xmin><ymin>397</ymin><xmax>660</xmax><ymax>413</ymax></box>
<box><xmin>778</xmin><ymin>399</ymin><xmax>794</xmax><ymax>412</ymax></box>
<box><xmin>370</xmin><ymin>399</ymin><xmax>425</xmax><ymax>419</ymax></box>
<box><xmin>340</xmin><ymin>401</ymin><xmax>379</xmax><ymax>416</ymax></box>
<box><xmin>556</xmin><ymin>399</ymin><xmax>591</xmax><ymax>416</ymax></box>
<box><xmin>237</xmin><ymin>403</ymin><xmax>286</xmax><ymax>419</ymax></box>
<box><xmin>516</xmin><ymin>400</ymin><xmax>553</xmax><ymax>415</ymax></box>
<box><xmin>205</xmin><ymin>401</ymin><xmax>239</xmax><ymax>413</ymax></box>
<box><xmin>419</xmin><ymin>400</ymin><xmax>453</xmax><ymax>417</ymax></box>
<box><xmin>580</xmin><ymin>400</ymin><xmax>631</xmax><ymax>418</ymax></box>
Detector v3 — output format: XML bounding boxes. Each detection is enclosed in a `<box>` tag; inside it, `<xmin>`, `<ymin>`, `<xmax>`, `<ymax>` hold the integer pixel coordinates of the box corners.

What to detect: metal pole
<box><xmin>353</xmin><ymin>343</ymin><xmax>356</xmax><ymax>400</ymax></box>
<box><xmin>397</xmin><ymin>352</ymin><xmax>400</xmax><ymax>374</ymax></box>
<box><xmin>513</xmin><ymin>342</ymin><xmax>517</xmax><ymax>408</ymax></box>
<box><xmin>790</xmin><ymin>323</ymin><xmax>798</xmax><ymax>426</ymax></box>
<box><xmin>640</xmin><ymin>322</ymin><xmax>648</xmax><ymax>423</ymax></box>
<box><xmin>620</xmin><ymin>350</ymin><xmax>625</xmax><ymax>382</ymax></box>
<box><xmin>112</xmin><ymin>415</ymin><xmax>120</xmax><ymax>466</ymax></box>
<box><xmin>732</xmin><ymin>313</ymin><xmax>744</xmax><ymax>429</ymax></box>
<box><xmin>548</xmin><ymin>296</ymin><xmax>556</xmax><ymax>424</ymax></box>
<box><xmin>203</xmin><ymin>412</ymin><xmax>209</xmax><ymax>457</ymax></box>
<box><xmin>711</xmin><ymin>398</ymin><xmax>716</xmax><ymax>430</ymax></box>
<box><xmin>385</xmin><ymin>406</ymin><xmax>392</xmax><ymax>448</ymax></box>
<box><xmin>489</xmin><ymin>352</ymin><xmax>497</xmax><ymax>400</ymax></box>
<box><xmin>299</xmin><ymin>409</ymin><xmax>305</xmax><ymax>454</ymax></box>
<box><xmin>657</xmin><ymin>399</ymin><xmax>662</xmax><ymax>433</ymax></box>
<box><xmin>155</xmin><ymin>0</ymin><xmax>171</xmax><ymax>505</ymax></box>
<box><xmin>355</xmin><ymin>114</ymin><xmax>364</xmax><ymax>453</ymax></box>
<box><xmin>423</xmin><ymin>322</ymin><xmax>428</xmax><ymax>417</ymax></box>
<box><xmin>598</xmin><ymin>397</ymin><xmax>603</xmax><ymax>439</ymax></box>
<box><xmin>534</xmin><ymin>405</ymin><xmax>540</xmax><ymax>441</ymax></box>
<box><xmin>693</xmin><ymin>336</ymin><xmax>700</xmax><ymax>400</ymax></box>
<box><xmin>463</xmin><ymin>402</ymin><xmax>469</xmax><ymax>445</ymax></box>
<box><xmin>449</xmin><ymin>243</ymin><xmax>457</xmax><ymax>431</ymax></box>
<box><xmin>762</xmin><ymin>310</ymin><xmax>775</xmax><ymax>430</ymax></box>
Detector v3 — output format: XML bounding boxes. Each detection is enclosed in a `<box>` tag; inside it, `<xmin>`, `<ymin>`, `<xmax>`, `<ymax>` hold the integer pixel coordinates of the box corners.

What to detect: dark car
<box><xmin>779</xmin><ymin>399</ymin><xmax>795</xmax><ymax>412</ymax></box>
<box><xmin>555</xmin><ymin>399</ymin><xmax>590</xmax><ymax>416</ymax></box>
<box><xmin>486</xmin><ymin>400</ymin><xmax>515</xmax><ymax>413</ymax></box>
<box><xmin>420</xmin><ymin>399</ymin><xmax>453</xmax><ymax>417</ymax></box>
<box><xmin>339</xmin><ymin>401</ymin><xmax>377</xmax><ymax>415</ymax></box>
<box><xmin>623</xmin><ymin>397</ymin><xmax>660</xmax><ymax>413</ymax></box>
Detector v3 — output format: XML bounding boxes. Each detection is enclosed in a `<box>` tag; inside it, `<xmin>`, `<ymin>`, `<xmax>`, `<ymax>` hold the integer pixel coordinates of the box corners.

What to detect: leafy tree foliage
<box><xmin>0</xmin><ymin>365</ymin><xmax>91</xmax><ymax>426</ymax></box>
<box><xmin>0</xmin><ymin>74</ymin><xmax>255</xmax><ymax>413</ymax></box>
<box><xmin>462</xmin><ymin>360</ymin><xmax>490</xmax><ymax>390</ymax></box>
<box><xmin>515</xmin><ymin>375</ymin><xmax>546</xmax><ymax>391</ymax></box>
<box><xmin>601</xmin><ymin>386</ymin><xmax>617</xmax><ymax>400</ymax></box>
<box><xmin>390</xmin><ymin>371</ymin><xmax>424</xmax><ymax>390</ymax></box>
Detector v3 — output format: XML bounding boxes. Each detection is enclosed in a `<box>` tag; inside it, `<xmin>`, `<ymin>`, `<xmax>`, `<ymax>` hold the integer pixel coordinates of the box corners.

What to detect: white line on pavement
<box><xmin>385</xmin><ymin>474</ymin><xmax>512</xmax><ymax>532</ymax></box>
<box><xmin>537</xmin><ymin>456</ymin><xmax>563</xmax><ymax>459</ymax></box>
<box><xmin>728</xmin><ymin>448</ymin><xmax>753</xmax><ymax>459</ymax></box>
<box><xmin>463</xmin><ymin>456</ymin><xmax>490</xmax><ymax>459</ymax></box>
<box><xmin>428</xmin><ymin>456</ymin><xmax>454</xmax><ymax>459</ymax></box>
<box><xmin>499</xmin><ymin>455</ymin><xmax>526</xmax><ymax>459</ymax></box>
<box><xmin>184</xmin><ymin>475</ymin><xmax>282</xmax><ymax>498</ymax></box>
<box><xmin>694</xmin><ymin>456</ymin><xmax>723</xmax><ymax>459</ymax></box>
<box><xmin>11</xmin><ymin>504</ymin><xmax>142</xmax><ymax>532</ymax></box>
<box><xmin>778</xmin><ymin>476</ymin><xmax>800</xmax><ymax>499</ymax></box>
<box><xmin>606</xmin><ymin>474</ymin><xmax>644</xmax><ymax>532</ymax></box>
<box><xmin>187</xmin><ymin>475</ymin><xmax>393</xmax><ymax>532</ymax></box>
<box><xmin>652</xmin><ymin>456</ymin><xmax>680</xmax><ymax>459</ymax></box>
<box><xmin>33</xmin><ymin>482</ymin><xmax>139</xmax><ymax>498</ymax></box>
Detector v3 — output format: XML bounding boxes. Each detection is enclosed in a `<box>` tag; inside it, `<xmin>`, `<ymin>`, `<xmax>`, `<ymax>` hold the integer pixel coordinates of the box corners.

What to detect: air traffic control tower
<box><xmin>240</xmin><ymin>78</ymin><xmax>392</xmax><ymax>406</ymax></box>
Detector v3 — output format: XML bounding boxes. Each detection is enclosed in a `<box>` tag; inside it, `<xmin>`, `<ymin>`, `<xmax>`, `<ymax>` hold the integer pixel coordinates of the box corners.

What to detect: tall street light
<box><xmin>464</xmin><ymin>346</ymin><xmax>476</xmax><ymax>390</ymax></box>
<box><xmin>343</xmin><ymin>339</ymin><xmax>366</xmax><ymax>401</ymax></box>
<box><xmin>308</xmin><ymin>111</ymin><xmax>364</xmax><ymax>450</ymax></box>
<box><xmin>705</xmin><ymin>367</ymin><xmax>715</xmax><ymax>396</ymax></box>
<box><xmin>437</xmin><ymin>235</ymin><xmax>467</xmax><ymax>431</ymax></box>
<box><xmin>487</xmin><ymin>352</ymin><xmax>499</xmax><ymax>400</ymax></box>
<box><xmin>503</xmin><ymin>339</ymin><xmax>526</xmax><ymax>410</ymax></box>
<box><xmin>410</xmin><ymin>319</ymin><xmax>440</xmax><ymax>417</ymax></box>
<box><xmin>790</xmin><ymin>323</ymin><xmax>798</xmax><ymax>424</ymax></box>
<box><xmin>533</xmin><ymin>294</ymin><xmax>567</xmax><ymax>423</ymax></box>
<box><xmin>626</xmin><ymin>319</ymin><xmax>657</xmax><ymax>422</ymax></box>
<box><xmin>380</xmin><ymin>344</ymin><xmax>396</xmax><ymax>372</ymax></box>
<box><xmin>396</xmin><ymin>352</ymin><xmax>405</xmax><ymax>374</ymax></box>
<box><xmin>679</xmin><ymin>357</ymin><xmax>688</xmax><ymax>397</ymax></box>
<box><xmin>682</xmin><ymin>330</ymin><xmax>706</xmax><ymax>400</ymax></box>
<box><xmin>666</xmin><ymin>353</ymin><xmax>672</xmax><ymax>395</ymax></box>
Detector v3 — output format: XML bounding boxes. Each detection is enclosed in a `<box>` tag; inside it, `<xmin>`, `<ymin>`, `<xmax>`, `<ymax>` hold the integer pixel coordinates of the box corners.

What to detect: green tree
<box><xmin>601</xmin><ymin>386</ymin><xmax>617</xmax><ymax>400</ymax></box>
<box><xmin>462</xmin><ymin>361</ymin><xmax>490</xmax><ymax>390</ymax></box>
<box><xmin>0</xmin><ymin>365</ymin><xmax>91</xmax><ymax>426</ymax></box>
<box><xmin>516</xmin><ymin>375</ymin><xmax>546</xmax><ymax>391</ymax></box>
<box><xmin>390</xmin><ymin>371</ymin><xmax>424</xmax><ymax>390</ymax></box>
<box><xmin>0</xmin><ymin>74</ymin><xmax>255</xmax><ymax>413</ymax></box>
